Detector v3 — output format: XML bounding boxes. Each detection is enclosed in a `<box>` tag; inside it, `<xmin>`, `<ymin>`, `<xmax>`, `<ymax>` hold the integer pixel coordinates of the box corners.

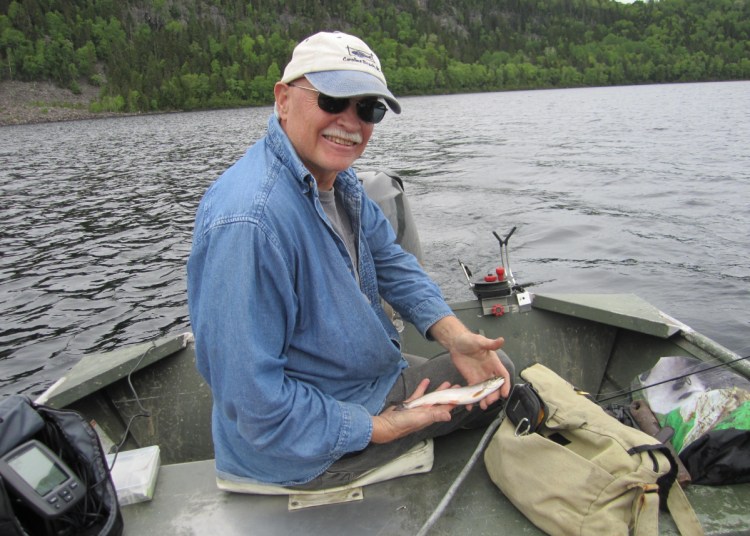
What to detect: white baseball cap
<box><xmin>281</xmin><ymin>31</ymin><xmax>401</xmax><ymax>114</ymax></box>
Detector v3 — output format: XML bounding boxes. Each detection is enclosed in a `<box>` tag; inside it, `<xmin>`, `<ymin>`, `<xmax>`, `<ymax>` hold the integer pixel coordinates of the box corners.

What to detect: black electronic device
<box><xmin>0</xmin><ymin>439</ymin><xmax>85</xmax><ymax>518</ymax></box>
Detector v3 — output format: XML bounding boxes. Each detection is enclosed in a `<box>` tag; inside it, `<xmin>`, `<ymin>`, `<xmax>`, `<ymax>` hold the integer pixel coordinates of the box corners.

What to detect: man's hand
<box><xmin>429</xmin><ymin>316</ymin><xmax>511</xmax><ymax>409</ymax></box>
<box><xmin>371</xmin><ymin>379</ymin><xmax>456</xmax><ymax>444</ymax></box>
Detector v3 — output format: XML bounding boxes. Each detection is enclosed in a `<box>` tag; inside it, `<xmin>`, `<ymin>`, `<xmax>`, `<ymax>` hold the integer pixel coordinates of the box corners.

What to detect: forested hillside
<box><xmin>1</xmin><ymin>0</ymin><xmax>748</xmax><ymax>114</ymax></box>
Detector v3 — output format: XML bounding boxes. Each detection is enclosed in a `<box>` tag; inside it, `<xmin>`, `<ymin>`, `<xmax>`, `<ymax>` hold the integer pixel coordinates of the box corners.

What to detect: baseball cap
<box><xmin>281</xmin><ymin>31</ymin><xmax>401</xmax><ymax>114</ymax></box>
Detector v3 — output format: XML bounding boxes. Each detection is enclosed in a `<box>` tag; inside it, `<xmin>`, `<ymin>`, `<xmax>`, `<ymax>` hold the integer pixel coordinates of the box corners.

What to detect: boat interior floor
<box><xmin>121</xmin><ymin>427</ymin><xmax>750</xmax><ymax>536</ymax></box>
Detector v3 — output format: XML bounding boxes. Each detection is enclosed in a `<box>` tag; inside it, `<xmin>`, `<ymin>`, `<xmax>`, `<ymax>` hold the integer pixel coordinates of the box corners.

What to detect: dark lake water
<box><xmin>1</xmin><ymin>81</ymin><xmax>748</xmax><ymax>398</ymax></box>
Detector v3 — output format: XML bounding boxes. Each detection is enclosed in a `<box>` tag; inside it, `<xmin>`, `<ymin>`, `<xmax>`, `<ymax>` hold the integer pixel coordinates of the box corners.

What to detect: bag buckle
<box><xmin>514</xmin><ymin>417</ymin><xmax>531</xmax><ymax>436</ymax></box>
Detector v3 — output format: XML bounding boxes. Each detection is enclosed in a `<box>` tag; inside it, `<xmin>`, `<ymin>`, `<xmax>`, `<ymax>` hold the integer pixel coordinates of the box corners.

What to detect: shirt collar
<box><xmin>266</xmin><ymin>114</ymin><xmax>359</xmax><ymax>196</ymax></box>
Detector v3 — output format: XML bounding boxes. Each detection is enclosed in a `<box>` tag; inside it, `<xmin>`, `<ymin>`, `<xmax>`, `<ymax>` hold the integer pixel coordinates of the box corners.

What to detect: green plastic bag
<box><xmin>634</xmin><ymin>356</ymin><xmax>750</xmax><ymax>485</ymax></box>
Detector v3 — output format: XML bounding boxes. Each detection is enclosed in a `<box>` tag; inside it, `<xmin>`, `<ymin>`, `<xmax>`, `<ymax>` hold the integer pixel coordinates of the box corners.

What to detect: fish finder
<box><xmin>0</xmin><ymin>439</ymin><xmax>85</xmax><ymax>518</ymax></box>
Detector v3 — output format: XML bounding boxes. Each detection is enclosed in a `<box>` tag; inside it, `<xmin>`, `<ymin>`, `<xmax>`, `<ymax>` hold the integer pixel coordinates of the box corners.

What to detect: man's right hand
<box><xmin>370</xmin><ymin>379</ymin><xmax>456</xmax><ymax>444</ymax></box>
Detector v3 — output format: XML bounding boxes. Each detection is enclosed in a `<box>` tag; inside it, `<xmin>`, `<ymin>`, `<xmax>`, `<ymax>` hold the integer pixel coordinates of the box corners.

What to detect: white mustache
<box><xmin>322</xmin><ymin>128</ymin><xmax>362</xmax><ymax>145</ymax></box>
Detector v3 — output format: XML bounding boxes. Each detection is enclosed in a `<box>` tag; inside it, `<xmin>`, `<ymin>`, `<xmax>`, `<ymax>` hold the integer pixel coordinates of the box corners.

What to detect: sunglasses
<box><xmin>287</xmin><ymin>83</ymin><xmax>387</xmax><ymax>124</ymax></box>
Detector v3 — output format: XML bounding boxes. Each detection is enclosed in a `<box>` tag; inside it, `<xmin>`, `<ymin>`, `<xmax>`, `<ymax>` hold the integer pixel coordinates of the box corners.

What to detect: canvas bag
<box><xmin>484</xmin><ymin>363</ymin><xmax>704</xmax><ymax>536</ymax></box>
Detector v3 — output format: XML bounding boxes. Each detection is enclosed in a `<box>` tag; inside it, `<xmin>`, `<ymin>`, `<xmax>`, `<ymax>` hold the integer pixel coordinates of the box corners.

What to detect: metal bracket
<box><xmin>481</xmin><ymin>300</ymin><xmax>515</xmax><ymax>317</ymax></box>
<box><xmin>516</xmin><ymin>290</ymin><xmax>533</xmax><ymax>312</ymax></box>
<box><xmin>288</xmin><ymin>487</ymin><xmax>364</xmax><ymax>510</ymax></box>
<box><xmin>480</xmin><ymin>291</ymin><xmax>534</xmax><ymax>316</ymax></box>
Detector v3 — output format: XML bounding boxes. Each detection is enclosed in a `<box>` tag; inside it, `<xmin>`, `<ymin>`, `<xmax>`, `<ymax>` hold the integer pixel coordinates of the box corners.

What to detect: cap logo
<box><xmin>347</xmin><ymin>46</ymin><xmax>374</xmax><ymax>61</ymax></box>
<box><xmin>344</xmin><ymin>45</ymin><xmax>381</xmax><ymax>73</ymax></box>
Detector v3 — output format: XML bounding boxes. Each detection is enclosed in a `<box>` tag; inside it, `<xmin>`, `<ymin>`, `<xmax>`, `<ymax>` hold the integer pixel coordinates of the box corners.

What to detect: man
<box><xmin>187</xmin><ymin>31</ymin><xmax>513</xmax><ymax>490</ymax></box>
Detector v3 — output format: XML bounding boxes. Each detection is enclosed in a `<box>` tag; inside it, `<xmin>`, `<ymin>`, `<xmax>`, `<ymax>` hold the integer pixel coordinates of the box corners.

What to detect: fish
<box><xmin>397</xmin><ymin>376</ymin><xmax>505</xmax><ymax>410</ymax></box>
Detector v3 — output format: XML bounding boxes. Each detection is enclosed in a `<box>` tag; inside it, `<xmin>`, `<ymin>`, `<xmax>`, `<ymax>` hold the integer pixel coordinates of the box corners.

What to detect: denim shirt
<box><xmin>187</xmin><ymin>115</ymin><xmax>453</xmax><ymax>485</ymax></box>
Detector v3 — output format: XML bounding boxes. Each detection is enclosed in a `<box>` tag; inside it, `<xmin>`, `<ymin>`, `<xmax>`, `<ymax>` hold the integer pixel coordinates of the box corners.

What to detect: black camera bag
<box><xmin>0</xmin><ymin>395</ymin><xmax>123</xmax><ymax>536</ymax></box>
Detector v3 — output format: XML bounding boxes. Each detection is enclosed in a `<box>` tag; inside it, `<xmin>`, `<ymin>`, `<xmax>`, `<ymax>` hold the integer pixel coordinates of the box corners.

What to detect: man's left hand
<box><xmin>428</xmin><ymin>316</ymin><xmax>511</xmax><ymax>409</ymax></box>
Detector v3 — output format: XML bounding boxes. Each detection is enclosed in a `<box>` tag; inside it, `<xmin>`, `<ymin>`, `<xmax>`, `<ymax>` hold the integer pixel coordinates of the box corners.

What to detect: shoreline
<box><xmin>4</xmin><ymin>79</ymin><xmax>744</xmax><ymax>127</ymax></box>
<box><xmin>0</xmin><ymin>80</ymin><xmax>126</xmax><ymax>126</ymax></box>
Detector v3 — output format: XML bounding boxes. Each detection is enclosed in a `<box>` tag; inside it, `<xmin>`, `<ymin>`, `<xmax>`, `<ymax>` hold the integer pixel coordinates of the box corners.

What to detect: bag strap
<box><xmin>631</xmin><ymin>483</ymin><xmax>660</xmax><ymax>536</ymax></box>
<box><xmin>630</xmin><ymin>440</ymin><xmax>704</xmax><ymax>535</ymax></box>
<box><xmin>629</xmin><ymin>484</ymin><xmax>704</xmax><ymax>536</ymax></box>
<box><xmin>666</xmin><ymin>481</ymin><xmax>704</xmax><ymax>536</ymax></box>
<box><xmin>629</xmin><ymin>443</ymin><xmax>677</xmax><ymax>508</ymax></box>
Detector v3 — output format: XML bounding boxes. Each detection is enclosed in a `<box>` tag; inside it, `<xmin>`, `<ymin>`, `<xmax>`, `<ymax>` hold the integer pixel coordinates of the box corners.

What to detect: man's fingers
<box><xmin>403</xmin><ymin>378</ymin><xmax>431</xmax><ymax>402</ymax></box>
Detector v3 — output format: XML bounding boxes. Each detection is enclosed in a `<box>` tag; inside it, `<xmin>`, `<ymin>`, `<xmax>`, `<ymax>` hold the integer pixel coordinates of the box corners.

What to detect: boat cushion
<box><xmin>216</xmin><ymin>438</ymin><xmax>433</xmax><ymax>495</ymax></box>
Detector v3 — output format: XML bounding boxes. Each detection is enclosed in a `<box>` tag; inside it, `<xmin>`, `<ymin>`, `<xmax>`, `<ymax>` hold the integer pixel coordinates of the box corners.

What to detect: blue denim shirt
<box><xmin>187</xmin><ymin>115</ymin><xmax>453</xmax><ymax>485</ymax></box>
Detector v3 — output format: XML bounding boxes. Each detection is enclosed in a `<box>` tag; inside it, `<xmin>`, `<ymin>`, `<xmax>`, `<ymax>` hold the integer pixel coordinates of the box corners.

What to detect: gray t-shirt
<box><xmin>319</xmin><ymin>188</ymin><xmax>359</xmax><ymax>284</ymax></box>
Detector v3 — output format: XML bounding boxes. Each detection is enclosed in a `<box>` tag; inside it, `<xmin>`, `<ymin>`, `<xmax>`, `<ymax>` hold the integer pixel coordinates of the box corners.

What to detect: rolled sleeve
<box><xmin>335</xmin><ymin>401</ymin><xmax>374</xmax><ymax>456</ymax></box>
<box><xmin>407</xmin><ymin>297</ymin><xmax>455</xmax><ymax>340</ymax></box>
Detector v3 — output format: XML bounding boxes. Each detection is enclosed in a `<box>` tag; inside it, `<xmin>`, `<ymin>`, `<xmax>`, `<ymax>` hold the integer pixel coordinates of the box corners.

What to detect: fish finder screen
<box><xmin>8</xmin><ymin>444</ymin><xmax>68</xmax><ymax>497</ymax></box>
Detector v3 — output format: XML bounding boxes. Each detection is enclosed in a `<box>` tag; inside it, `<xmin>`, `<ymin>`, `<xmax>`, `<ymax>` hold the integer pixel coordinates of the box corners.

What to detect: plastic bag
<box><xmin>634</xmin><ymin>356</ymin><xmax>750</xmax><ymax>485</ymax></box>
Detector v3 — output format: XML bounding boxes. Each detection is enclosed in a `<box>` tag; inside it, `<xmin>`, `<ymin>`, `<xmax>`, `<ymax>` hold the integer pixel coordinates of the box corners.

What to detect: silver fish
<box><xmin>397</xmin><ymin>376</ymin><xmax>505</xmax><ymax>410</ymax></box>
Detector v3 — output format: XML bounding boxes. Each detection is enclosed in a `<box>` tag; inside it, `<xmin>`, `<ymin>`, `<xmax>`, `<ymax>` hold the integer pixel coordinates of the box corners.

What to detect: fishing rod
<box><xmin>415</xmin><ymin>411</ymin><xmax>505</xmax><ymax>536</ymax></box>
<box><xmin>597</xmin><ymin>353</ymin><xmax>750</xmax><ymax>403</ymax></box>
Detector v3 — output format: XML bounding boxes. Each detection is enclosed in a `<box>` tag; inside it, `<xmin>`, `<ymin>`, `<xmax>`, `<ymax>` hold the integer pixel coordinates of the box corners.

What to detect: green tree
<box><xmin>0</xmin><ymin>0</ymin><xmax>747</xmax><ymax>114</ymax></box>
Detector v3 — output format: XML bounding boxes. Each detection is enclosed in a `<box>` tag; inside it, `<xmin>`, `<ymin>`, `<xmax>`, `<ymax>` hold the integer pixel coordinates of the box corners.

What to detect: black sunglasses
<box><xmin>287</xmin><ymin>83</ymin><xmax>387</xmax><ymax>124</ymax></box>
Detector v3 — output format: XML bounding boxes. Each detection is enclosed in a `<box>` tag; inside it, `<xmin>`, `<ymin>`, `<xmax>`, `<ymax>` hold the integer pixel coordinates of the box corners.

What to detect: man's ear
<box><xmin>274</xmin><ymin>82</ymin><xmax>289</xmax><ymax>119</ymax></box>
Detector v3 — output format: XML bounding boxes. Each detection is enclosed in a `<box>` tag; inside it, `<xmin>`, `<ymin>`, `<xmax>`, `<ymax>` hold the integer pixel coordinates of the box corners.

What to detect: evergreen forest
<box><xmin>1</xmin><ymin>0</ymin><xmax>748</xmax><ymax>114</ymax></box>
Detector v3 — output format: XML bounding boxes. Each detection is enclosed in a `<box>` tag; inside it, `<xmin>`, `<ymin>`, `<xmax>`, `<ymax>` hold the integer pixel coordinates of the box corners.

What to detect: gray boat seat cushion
<box><xmin>216</xmin><ymin>438</ymin><xmax>433</xmax><ymax>495</ymax></box>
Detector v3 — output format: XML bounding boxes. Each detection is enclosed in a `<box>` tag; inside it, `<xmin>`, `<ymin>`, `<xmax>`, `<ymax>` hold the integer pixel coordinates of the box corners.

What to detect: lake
<box><xmin>1</xmin><ymin>81</ymin><xmax>748</xmax><ymax>398</ymax></box>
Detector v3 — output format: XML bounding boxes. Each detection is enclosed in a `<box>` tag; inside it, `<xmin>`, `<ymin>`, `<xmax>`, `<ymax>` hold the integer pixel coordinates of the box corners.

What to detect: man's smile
<box><xmin>322</xmin><ymin>128</ymin><xmax>362</xmax><ymax>147</ymax></box>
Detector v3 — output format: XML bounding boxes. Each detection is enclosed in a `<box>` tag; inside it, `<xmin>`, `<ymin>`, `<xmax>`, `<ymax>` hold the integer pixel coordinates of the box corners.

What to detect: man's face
<box><xmin>275</xmin><ymin>78</ymin><xmax>374</xmax><ymax>188</ymax></box>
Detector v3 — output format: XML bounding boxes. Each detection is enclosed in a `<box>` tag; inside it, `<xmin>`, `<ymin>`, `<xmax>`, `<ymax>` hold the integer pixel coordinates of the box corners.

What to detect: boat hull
<box><xmin>38</xmin><ymin>293</ymin><xmax>750</xmax><ymax>535</ymax></box>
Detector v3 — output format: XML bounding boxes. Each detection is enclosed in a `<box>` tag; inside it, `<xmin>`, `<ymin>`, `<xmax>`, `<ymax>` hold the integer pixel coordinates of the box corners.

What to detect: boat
<box><xmin>33</xmin><ymin>172</ymin><xmax>749</xmax><ymax>535</ymax></box>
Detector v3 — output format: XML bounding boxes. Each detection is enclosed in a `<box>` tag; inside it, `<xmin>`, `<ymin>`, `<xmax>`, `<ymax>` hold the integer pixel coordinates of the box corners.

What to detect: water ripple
<box><xmin>2</xmin><ymin>83</ymin><xmax>749</xmax><ymax>397</ymax></box>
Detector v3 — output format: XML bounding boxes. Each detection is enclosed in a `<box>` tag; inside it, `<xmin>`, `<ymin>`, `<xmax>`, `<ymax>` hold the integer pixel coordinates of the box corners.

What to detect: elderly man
<box><xmin>187</xmin><ymin>31</ymin><xmax>513</xmax><ymax>490</ymax></box>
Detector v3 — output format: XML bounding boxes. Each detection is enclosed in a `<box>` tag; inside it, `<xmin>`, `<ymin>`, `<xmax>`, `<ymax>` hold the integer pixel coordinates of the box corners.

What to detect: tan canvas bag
<box><xmin>484</xmin><ymin>363</ymin><xmax>703</xmax><ymax>536</ymax></box>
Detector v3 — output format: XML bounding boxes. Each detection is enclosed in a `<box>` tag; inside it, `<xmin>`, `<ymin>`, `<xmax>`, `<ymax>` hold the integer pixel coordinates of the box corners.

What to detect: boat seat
<box><xmin>216</xmin><ymin>439</ymin><xmax>434</xmax><ymax>509</ymax></box>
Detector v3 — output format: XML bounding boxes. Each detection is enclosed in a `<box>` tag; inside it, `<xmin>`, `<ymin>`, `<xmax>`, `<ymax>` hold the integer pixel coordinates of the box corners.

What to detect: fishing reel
<box><xmin>459</xmin><ymin>227</ymin><xmax>533</xmax><ymax>316</ymax></box>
